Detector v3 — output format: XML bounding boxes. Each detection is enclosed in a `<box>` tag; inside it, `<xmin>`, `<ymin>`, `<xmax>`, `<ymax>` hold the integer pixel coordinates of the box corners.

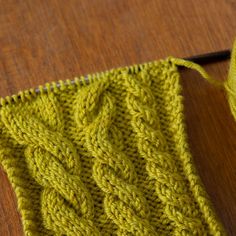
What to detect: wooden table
<box><xmin>0</xmin><ymin>1</ymin><xmax>236</xmax><ymax>235</ymax></box>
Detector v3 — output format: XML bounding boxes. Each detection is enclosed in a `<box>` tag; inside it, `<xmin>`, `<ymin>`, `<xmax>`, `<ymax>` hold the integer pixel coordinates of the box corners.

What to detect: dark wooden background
<box><xmin>0</xmin><ymin>0</ymin><xmax>236</xmax><ymax>235</ymax></box>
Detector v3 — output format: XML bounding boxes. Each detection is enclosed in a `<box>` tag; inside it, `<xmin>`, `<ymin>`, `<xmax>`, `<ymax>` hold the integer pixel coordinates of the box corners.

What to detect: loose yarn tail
<box><xmin>170</xmin><ymin>39</ymin><xmax>236</xmax><ymax>121</ymax></box>
<box><xmin>225</xmin><ymin>39</ymin><xmax>236</xmax><ymax>120</ymax></box>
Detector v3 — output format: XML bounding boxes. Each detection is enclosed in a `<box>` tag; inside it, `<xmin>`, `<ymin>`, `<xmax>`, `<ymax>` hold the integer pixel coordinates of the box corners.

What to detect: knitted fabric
<box><xmin>1</xmin><ymin>44</ymin><xmax>235</xmax><ymax>235</ymax></box>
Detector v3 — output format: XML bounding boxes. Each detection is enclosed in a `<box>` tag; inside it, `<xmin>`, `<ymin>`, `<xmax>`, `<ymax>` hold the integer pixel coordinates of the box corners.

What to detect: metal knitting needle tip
<box><xmin>35</xmin><ymin>49</ymin><xmax>231</xmax><ymax>94</ymax></box>
<box><xmin>184</xmin><ymin>49</ymin><xmax>231</xmax><ymax>64</ymax></box>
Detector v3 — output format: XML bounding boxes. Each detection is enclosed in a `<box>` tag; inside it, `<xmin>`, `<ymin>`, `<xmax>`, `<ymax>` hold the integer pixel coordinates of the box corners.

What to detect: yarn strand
<box><xmin>170</xmin><ymin>38</ymin><xmax>236</xmax><ymax>122</ymax></box>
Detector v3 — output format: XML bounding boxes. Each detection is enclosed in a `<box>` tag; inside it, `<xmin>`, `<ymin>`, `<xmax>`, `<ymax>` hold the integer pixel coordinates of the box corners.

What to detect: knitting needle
<box><xmin>184</xmin><ymin>49</ymin><xmax>231</xmax><ymax>64</ymax></box>
<box><xmin>33</xmin><ymin>49</ymin><xmax>231</xmax><ymax>94</ymax></box>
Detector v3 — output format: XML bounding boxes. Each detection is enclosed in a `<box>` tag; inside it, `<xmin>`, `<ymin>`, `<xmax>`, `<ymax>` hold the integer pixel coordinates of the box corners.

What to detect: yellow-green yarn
<box><xmin>2</xmin><ymin>41</ymin><xmax>236</xmax><ymax>235</ymax></box>
<box><xmin>170</xmin><ymin>38</ymin><xmax>236</xmax><ymax>123</ymax></box>
<box><xmin>225</xmin><ymin>39</ymin><xmax>236</xmax><ymax>120</ymax></box>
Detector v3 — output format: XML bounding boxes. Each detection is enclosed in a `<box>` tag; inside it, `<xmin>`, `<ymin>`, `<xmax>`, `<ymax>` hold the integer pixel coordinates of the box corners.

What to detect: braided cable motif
<box><xmin>75</xmin><ymin>79</ymin><xmax>157</xmax><ymax>235</ymax></box>
<box><xmin>124</xmin><ymin>69</ymin><xmax>207</xmax><ymax>235</ymax></box>
<box><xmin>1</xmin><ymin>95</ymin><xmax>100</xmax><ymax>236</ymax></box>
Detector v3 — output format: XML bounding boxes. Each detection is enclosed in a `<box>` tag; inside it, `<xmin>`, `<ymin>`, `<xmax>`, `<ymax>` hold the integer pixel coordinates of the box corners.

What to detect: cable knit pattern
<box><xmin>124</xmin><ymin>69</ymin><xmax>207</xmax><ymax>235</ymax></box>
<box><xmin>0</xmin><ymin>57</ymin><xmax>228</xmax><ymax>235</ymax></box>
<box><xmin>0</xmin><ymin>94</ymin><xmax>99</xmax><ymax>235</ymax></box>
<box><xmin>74</xmin><ymin>79</ymin><xmax>157</xmax><ymax>235</ymax></box>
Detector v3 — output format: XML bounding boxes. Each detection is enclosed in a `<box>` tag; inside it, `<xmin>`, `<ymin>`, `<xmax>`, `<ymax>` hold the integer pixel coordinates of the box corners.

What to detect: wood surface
<box><xmin>0</xmin><ymin>0</ymin><xmax>236</xmax><ymax>235</ymax></box>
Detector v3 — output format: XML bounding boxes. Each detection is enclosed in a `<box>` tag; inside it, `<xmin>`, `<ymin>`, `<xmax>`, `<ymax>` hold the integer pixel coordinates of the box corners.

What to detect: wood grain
<box><xmin>0</xmin><ymin>0</ymin><xmax>236</xmax><ymax>235</ymax></box>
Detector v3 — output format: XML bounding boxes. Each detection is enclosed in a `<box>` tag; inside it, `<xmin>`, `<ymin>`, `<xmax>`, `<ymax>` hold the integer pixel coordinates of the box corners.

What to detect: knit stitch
<box><xmin>1</xmin><ymin>43</ymin><xmax>234</xmax><ymax>235</ymax></box>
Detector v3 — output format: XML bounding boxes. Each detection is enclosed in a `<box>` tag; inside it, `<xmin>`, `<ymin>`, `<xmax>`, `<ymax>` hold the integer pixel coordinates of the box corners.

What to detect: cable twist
<box><xmin>124</xmin><ymin>70</ymin><xmax>206</xmax><ymax>235</ymax></box>
<box><xmin>1</xmin><ymin>96</ymin><xmax>100</xmax><ymax>236</ymax></box>
<box><xmin>75</xmin><ymin>79</ymin><xmax>157</xmax><ymax>235</ymax></box>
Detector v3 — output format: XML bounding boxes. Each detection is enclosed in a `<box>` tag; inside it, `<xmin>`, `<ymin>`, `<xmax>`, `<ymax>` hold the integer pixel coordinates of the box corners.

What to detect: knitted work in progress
<box><xmin>1</xmin><ymin>42</ymin><xmax>236</xmax><ymax>236</ymax></box>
